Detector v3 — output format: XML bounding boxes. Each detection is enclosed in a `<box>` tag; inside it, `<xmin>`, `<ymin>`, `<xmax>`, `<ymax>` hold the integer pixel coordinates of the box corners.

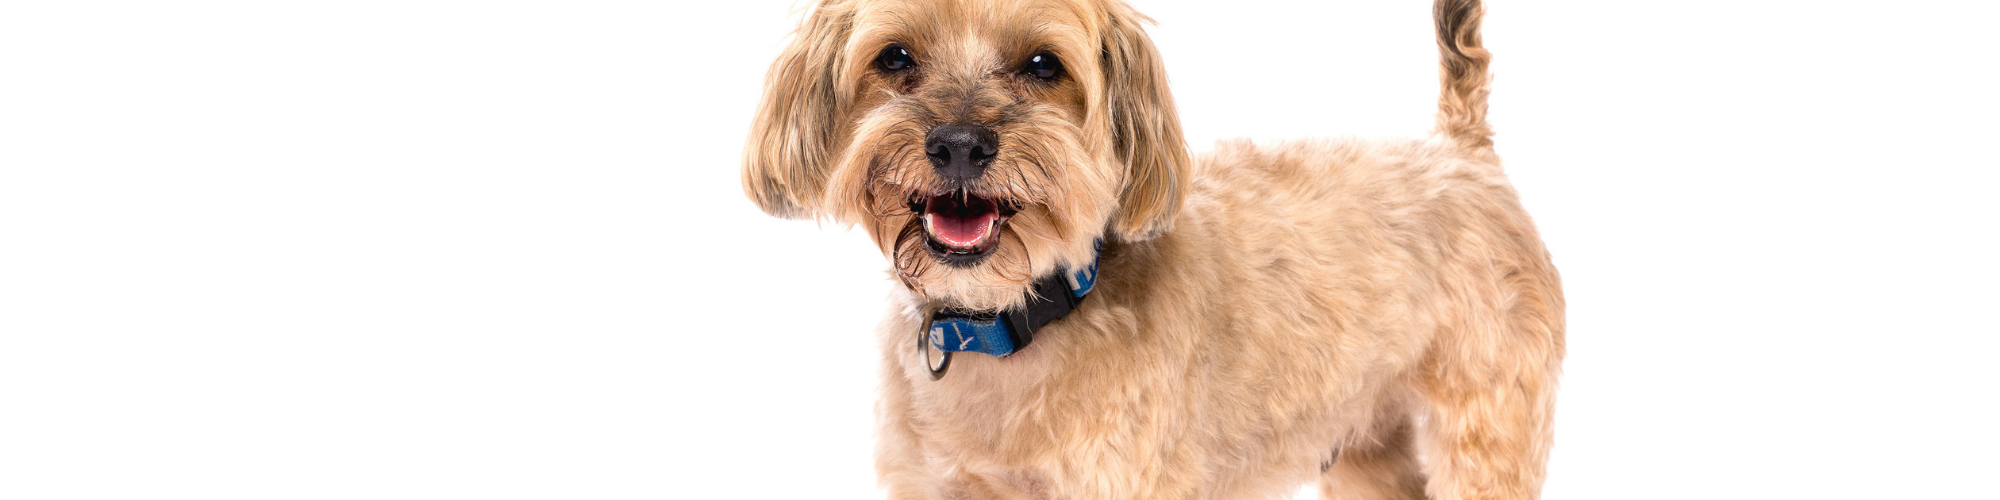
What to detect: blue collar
<box><xmin>923</xmin><ymin>242</ymin><xmax>1100</xmax><ymax>378</ymax></box>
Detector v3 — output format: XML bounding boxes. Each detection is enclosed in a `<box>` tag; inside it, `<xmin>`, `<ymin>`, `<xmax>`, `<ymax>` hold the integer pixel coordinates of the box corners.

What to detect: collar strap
<box><xmin>927</xmin><ymin>242</ymin><xmax>1099</xmax><ymax>360</ymax></box>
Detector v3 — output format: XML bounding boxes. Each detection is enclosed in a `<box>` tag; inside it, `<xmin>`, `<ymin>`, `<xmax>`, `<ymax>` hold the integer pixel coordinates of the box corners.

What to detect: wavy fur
<box><xmin>742</xmin><ymin>0</ymin><xmax>1563</xmax><ymax>498</ymax></box>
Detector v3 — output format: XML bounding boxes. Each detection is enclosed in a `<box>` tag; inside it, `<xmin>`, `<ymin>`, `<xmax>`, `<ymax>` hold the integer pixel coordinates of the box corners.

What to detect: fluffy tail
<box><xmin>1434</xmin><ymin>0</ymin><xmax>1493</xmax><ymax>152</ymax></box>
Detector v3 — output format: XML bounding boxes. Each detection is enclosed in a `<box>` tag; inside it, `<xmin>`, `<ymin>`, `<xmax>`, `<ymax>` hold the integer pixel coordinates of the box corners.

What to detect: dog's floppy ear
<box><xmin>1100</xmin><ymin>5</ymin><xmax>1190</xmax><ymax>241</ymax></box>
<box><xmin>742</xmin><ymin>4</ymin><xmax>852</xmax><ymax>219</ymax></box>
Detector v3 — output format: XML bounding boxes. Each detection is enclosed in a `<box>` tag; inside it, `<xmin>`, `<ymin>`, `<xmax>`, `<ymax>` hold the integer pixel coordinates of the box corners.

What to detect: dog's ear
<box><xmin>1100</xmin><ymin>5</ymin><xmax>1190</xmax><ymax>241</ymax></box>
<box><xmin>742</xmin><ymin>4</ymin><xmax>852</xmax><ymax>219</ymax></box>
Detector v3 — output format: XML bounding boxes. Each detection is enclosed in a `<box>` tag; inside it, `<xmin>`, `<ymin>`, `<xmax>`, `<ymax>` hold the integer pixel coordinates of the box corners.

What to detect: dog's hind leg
<box><xmin>1410</xmin><ymin>238</ymin><xmax>1564</xmax><ymax>500</ymax></box>
<box><xmin>1319</xmin><ymin>416</ymin><xmax>1428</xmax><ymax>500</ymax></box>
<box><xmin>1412</xmin><ymin>296</ymin><xmax>1562</xmax><ymax>500</ymax></box>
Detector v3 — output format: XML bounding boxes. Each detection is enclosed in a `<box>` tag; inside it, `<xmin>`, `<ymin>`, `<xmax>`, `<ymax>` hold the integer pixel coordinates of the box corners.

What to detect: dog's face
<box><xmin>744</xmin><ymin>0</ymin><xmax>1187</xmax><ymax>311</ymax></box>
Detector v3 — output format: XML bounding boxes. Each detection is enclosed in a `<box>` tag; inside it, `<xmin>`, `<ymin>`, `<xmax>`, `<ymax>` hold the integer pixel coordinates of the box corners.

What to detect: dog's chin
<box><xmin>910</xmin><ymin>190</ymin><xmax>1019</xmax><ymax>268</ymax></box>
<box><xmin>886</xmin><ymin>189</ymin><xmax>1058</xmax><ymax>311</ymax></box>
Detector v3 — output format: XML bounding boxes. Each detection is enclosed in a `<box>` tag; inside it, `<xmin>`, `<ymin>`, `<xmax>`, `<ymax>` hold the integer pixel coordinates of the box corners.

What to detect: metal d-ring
<box><xmin>920</xmin><ymin>314</ymin><xmax>951</xmax><ymax>380</ymax></box>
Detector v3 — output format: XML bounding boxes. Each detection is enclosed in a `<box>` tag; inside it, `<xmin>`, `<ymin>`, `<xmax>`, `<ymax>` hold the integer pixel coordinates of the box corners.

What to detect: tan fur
<box><xmin>744</xmin><ymin>0</ymin><xmax>1563</xmax><ymax>498</ymax></box>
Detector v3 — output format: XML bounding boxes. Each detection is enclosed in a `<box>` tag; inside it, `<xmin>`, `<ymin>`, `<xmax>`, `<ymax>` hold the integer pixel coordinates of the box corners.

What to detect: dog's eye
<box><xmin>1024</xmin><ymin>52</ymin><xmax>1062</xmax><ymax>80</ymax></box>
<box><xmin>877</xmin><ymin>45</ymin><xmax>915</xmax><ymax>72</ymax></box>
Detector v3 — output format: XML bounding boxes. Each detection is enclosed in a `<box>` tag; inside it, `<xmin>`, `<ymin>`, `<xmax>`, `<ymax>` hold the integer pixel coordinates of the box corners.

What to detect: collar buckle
<box><xmin>921</xmin><ymin>241</ymin><xmax>1101</xmax><ymax>379</ymax></box>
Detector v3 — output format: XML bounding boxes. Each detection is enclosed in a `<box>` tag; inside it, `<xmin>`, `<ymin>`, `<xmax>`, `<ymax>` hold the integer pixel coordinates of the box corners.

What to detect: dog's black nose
<box><xmin>925</xmin><ymin>124</ymin><xmax>999</xmax><ymax>183</ymax></box>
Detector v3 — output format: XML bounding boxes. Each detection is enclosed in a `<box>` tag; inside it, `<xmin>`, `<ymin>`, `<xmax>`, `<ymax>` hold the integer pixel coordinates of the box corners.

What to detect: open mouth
<box><xmin>909</xmin><ymin>191</ymin><xmax>1017</xmax><ymax>265</ymax></box>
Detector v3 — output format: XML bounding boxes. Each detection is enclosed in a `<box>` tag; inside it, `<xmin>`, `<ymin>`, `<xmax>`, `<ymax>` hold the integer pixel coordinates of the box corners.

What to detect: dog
<box><xmin>740</xmin><ymin>0</ymin><xmax>1563</xmax><ymax>498</ymax></box>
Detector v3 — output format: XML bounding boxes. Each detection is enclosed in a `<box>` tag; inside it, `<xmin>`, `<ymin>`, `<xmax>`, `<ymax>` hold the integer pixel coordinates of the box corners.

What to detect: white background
<box><xmin>2</xmin><ymin>0</ymin><xmax>1995</xmax><ymax>498</ymax></box>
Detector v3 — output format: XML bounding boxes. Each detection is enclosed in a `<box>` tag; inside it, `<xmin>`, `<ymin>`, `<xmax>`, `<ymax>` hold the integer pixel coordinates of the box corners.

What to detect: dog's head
<box><xmin>743</xmin><ymin>0</ymin><xmax>1187</xmax><ymax>311</ymax></box>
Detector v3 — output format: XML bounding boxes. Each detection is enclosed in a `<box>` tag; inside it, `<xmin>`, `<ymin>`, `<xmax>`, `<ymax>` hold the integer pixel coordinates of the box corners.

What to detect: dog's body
<box><xmin>743</xmin><ymin>1</ymin><xmax>1562</xmax><ymax>498</ymax></box>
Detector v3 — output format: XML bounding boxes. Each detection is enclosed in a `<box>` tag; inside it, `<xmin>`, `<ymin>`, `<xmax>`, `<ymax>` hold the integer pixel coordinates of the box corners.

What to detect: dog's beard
<box><xmin>828</xmin><ymin>96</ymin><xmax>1120</xmax><ymax>311</ymax></box>
<box><xmin>890</xmin><ymin>215</ymin><xmax>1032</xmax><ymax>303</ymax></box>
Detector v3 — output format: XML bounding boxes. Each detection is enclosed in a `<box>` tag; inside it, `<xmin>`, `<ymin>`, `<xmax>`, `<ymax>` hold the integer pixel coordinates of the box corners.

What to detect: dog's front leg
<box><xmin>873</xmin><ymin>368</ymin><xmax>1024</xmax><ymax>500</ymax></box>
<box><xmin>874</xmin><ymin>346</ymin><xmax>939</xmax><ymax>500</ymax></box>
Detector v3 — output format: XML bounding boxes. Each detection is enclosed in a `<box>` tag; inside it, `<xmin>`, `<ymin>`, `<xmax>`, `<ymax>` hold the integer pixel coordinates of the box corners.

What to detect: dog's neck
<box><xmin>922</xmin><ymin>241</ymin><xmax>1100</xmax><ymax>378</ymax></box>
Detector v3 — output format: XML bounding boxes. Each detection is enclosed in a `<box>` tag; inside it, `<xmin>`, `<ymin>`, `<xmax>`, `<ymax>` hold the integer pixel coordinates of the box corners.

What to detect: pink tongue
<box><xmin>930</xmin><ymin>210</ymin><xmax>997</xmax><ymax>246</ymax></box>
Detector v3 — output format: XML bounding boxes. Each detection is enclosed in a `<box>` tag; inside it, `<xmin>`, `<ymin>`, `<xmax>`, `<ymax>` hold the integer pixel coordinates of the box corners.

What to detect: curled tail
<box><xmin>1434</xmin><ymin>0</ymin><xmax>1493</xmax><ymax>152</ymax></box>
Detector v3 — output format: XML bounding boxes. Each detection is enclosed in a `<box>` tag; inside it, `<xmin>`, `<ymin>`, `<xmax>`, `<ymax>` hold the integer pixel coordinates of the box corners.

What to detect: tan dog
<box><xmin>741</xmin><ymin>0</ymin><xmax>1563</xmax><ymax>498</ymax></box>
